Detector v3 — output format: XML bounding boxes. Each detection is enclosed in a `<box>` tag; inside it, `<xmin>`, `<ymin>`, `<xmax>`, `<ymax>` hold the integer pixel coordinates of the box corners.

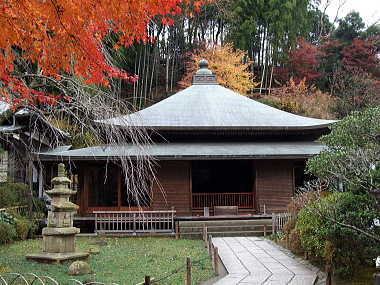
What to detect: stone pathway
<box><xmin>212</xmin><ymin>237</ymin><xmax>318</xmax><ymax>285</ymax></box>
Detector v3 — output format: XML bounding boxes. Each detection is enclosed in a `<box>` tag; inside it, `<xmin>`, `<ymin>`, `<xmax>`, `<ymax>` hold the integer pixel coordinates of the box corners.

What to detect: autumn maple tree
<box><xmin>0</xmin><ymin>0</ymin><xmax>207</xmax><ymax>107</ymax></box>
<box><xmin>277</xmin><ymin>38</ymin><xmax>323</xmax><ymax>84</ymax></box>
<box><xmin>341</xmin><ymin>37</ymin><xmax>380</xmax><ymax>75</ymax></box>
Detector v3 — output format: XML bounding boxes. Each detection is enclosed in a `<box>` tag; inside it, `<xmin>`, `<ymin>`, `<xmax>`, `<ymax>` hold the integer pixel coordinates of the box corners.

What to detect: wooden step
<box><xmin>177</xmin><ymin>219</ymin><xmax>273</xmax><ymax>239</ymax></box>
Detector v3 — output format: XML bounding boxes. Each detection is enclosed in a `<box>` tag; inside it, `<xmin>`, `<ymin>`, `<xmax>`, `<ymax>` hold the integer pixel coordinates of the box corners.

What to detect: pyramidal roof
<box><xmin>99</xmin><ymin>61</ymin><xmax>335</xmax><ymax>131</ymax></box>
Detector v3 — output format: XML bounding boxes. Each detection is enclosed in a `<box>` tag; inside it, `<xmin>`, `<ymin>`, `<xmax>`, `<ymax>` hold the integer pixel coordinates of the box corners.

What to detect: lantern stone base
<box><xmin>26</xmin><ymin>252</ymin><xmax>89</xmax><ymax>264</ymax></box>
<box><xmin>41</xmin><ymin>227</ymin><xmax>80</xmax><ymax>253</ymax></box>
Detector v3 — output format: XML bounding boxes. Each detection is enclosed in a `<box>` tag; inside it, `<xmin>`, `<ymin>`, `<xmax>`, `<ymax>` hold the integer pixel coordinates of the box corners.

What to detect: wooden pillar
<box><xmin>83</xmin><ymin>167</ymin><xmax>90</xmax><ymax>214</ymax></box>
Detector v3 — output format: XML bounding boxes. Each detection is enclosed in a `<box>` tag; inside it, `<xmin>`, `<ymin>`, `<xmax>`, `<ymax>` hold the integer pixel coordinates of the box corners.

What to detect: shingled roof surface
<box><xmin>99</xmin><ymin>84</ymin><xmax>335</xmax><ymax>131</ymax></box>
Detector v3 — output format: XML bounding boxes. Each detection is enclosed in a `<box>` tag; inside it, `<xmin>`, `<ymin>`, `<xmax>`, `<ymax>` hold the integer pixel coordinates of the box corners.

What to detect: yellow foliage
<box><xmin>179</xmin><ymin>44</ymin><xmax>258</xmax><ymax>95</ymax></box>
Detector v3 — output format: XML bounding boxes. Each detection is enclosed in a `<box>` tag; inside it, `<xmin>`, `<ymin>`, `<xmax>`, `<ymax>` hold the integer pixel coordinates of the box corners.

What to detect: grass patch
<box><xmin>0</xmin><ymin>237</ymin><xmax>215</xmax><ymax>285</ymax></box>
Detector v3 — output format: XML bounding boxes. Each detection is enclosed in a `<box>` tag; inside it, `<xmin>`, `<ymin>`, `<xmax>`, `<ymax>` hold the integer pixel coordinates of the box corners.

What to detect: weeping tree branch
<box><xmin>1</xmin><ymin>68</ymin><xmax>164</xmax><ymax>209</ymax></box>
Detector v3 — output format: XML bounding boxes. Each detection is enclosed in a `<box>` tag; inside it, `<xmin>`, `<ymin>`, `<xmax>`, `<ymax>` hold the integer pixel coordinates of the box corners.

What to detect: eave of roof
<box><xmin>35</xmin><ymin>141</ymin><xmax>326</xmax><ymax>161</ymax></box>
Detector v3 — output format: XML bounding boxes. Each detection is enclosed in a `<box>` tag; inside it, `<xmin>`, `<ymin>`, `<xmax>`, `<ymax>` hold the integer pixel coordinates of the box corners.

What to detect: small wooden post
<box><xmin>144</xmin><ymin>275</ymin><xmax>151</xmax><ymax>285</ymax></box>
<box><xmin>203</xmin><ymin>225</ymin><xmax>208</xmax><ymax>247</ymax></box>
<box><xmin>213</xmin><ymin>247</ymin><xmax>218</xmax><ymax>273</ymax></box>
<box><xmin>175</xmin><ymin>222</ymin><xmax>180</xmax><ymax>239</ymax></box>
<box><xmin>186</xmin><ymin>257</ymin><xmax>192</xmax><ymax>285</ymax></box>
<box><xmin>208</xmin><ymin>234</ymin><xmax>213</xmax><ymax>256</ymax></box>
<box><xmin>373</xmin><ymin>273</ymin><xmax>380</xmax><ymax>285</ymax></box>
<box><xmin>272</xmin><ymin>213</ymin><xmax>275</xmax><ymax>235</ymax></box>
<box><xmin>263</xmin><ymin>225</ymin><xmax>267</xmax><ymax>237</ymax></box>
<box><xmin>325</xmin><ymin>264</ymin><xmax>332</xmax><ymax>285</ymax></box>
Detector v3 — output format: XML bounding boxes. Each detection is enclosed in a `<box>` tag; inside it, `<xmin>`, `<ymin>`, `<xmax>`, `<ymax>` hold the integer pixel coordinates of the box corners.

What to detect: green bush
<box><xmin>0</xmin><ymin>221</ymin><xmax>17</xmax><ymax>244</ymax></box>
<box><xmin>296</xmin><ymin>192</ymin><xmax>379</xmax><ymax>278</ymax></box>
<box><xmin>0</xmin><ymin>212</ymin><xmax>36</xmax><ymax>242</ymax></box>
<box><xmin>14</xmin><ymin>216</ymin><xmax>36</xmax><ymax>240</ymax></box>
<box><xmin>287</xmin><ymin>228</ymin><xmax>304</xmax><ymax>254</ymax></box>
<box><xmin>0</xmin><ymin>183</ymin><xmax>29</xmax><ymax>208</ymax></box>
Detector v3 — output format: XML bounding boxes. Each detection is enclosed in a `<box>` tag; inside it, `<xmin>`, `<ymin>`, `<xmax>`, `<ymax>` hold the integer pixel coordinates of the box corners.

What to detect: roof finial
<box><xmin>199</xmin><ymin>59</ymin><xmax>209</xmax><ymax>69</ymax></box>
<box><xmin>192</xmin><ymin>59</ymin><xmax>218</xmax><ymax>85</ymax></box>
<box><xmin>195</xmin><ymin>59</ymin><xmax>212</xmax><ymax>75</ymax></box>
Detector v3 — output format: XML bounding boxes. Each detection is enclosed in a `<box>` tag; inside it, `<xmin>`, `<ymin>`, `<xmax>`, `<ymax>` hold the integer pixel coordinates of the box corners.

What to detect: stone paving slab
<box><xmin>212</xmin><ymin>237</ymin><xmax>317</xmax><ymax>285</ymax></box>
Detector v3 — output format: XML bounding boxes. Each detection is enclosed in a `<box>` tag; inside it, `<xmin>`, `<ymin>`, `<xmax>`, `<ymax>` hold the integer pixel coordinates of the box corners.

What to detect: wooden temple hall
<box><xmin>38</xmin><ymin>60</ymin><xmax>335</xmax><ymax>222</ymax></box>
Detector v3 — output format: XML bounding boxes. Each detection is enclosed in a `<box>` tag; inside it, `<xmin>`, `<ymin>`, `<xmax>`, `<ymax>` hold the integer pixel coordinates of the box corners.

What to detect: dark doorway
<box><xmin>88</xmin><ymin>165</ymin><xmax>118</xmax><ymax>207</ymax></box>
<box><xmin>192</xmin><ymin>160</ymin><xmax>254</xmax><ymax>193</ymax></box>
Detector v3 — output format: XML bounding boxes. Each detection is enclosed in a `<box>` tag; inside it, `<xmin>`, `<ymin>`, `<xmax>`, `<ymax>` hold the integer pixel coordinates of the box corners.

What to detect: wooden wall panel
<box><xmin>151</xmin><ymin>160</ymin><xmax>191</xmax><ymax>215</ymax></box>
<box><xmin>255</xmin><ymin>160</ymin><xmax>294</xmax><ymax>213</ymax></box>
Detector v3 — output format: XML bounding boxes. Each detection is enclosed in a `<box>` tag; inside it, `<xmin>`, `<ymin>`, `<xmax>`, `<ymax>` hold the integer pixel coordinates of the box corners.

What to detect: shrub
<box><xmin>287</xmin><ymin>229</ymin><xmax>304</xmax><ymax>254</ymax></box>
<box><xmin>0</xmin><ymin>183</ymin><xmax>29</xmax><ymax>208</ymax></box>
<box><xmin>0</xmin><ymin>212</ymin><xmax>36</xmax><ymax>242</ymax></box>
<box><xmin>0</xmin><ymin>221</ymin><xmax>17</xmax><ymax>244</ymax></box>
<box><xmin>259</xmin><ymin>78</ymin><xmax>336</xmax><ymax>119</ymax></box>
<box><xmin>296</xmin><ymin>192</ymin><xmax>379</xmax><ymax>278</ymax></box>
<box><xmin>283</xmin><ymin>187</ymin><xmax>328</xmax><ymax>250</ymax></box>
<box><xmin>14</xmin><ymin>216</ymin><xmax>35</xmax><ymax>240</ymax></box>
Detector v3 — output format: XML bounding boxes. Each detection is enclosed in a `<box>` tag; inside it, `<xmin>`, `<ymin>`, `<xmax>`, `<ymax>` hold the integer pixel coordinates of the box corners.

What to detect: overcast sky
<box><xmin>320</xmin><ymin>0</ymin><xmax>380</xmax><ymax>26</ymax></box>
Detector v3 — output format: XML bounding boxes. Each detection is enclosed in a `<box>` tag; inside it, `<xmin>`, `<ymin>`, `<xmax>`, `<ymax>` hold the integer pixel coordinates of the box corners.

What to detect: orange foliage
<box><xmin>0</xmin><ymin>0</ymin><xmax>209</xmax><ymax>106</ymax></box>
<box><xmin>260</xmin><ymin>79</ymin><xmax>336</xmax><ymax>119</ymax></box>
<box><xmin>179</xmin><ymin>44</ymin><xmax>258</xmax><ymax>95</ymax></box>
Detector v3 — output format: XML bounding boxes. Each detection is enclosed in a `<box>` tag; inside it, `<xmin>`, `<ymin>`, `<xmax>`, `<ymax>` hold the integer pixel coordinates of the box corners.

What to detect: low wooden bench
<box><xmin>213</xmin><ymin>206</ymin><xmax>238</xmax><ymax>216</ymax></box>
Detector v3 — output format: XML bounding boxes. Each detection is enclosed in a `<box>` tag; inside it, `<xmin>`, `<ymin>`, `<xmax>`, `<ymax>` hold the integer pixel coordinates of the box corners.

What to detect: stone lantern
<box><xmin>26</xmin><ymin>163</ymin><xmax>89</xmax><ymax>263</ymax></box>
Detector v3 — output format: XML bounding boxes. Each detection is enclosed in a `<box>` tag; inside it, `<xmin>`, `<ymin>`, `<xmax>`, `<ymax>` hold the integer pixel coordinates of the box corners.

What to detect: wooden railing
<box><xmin>93</xmin><ymin>210</ymin><xmax>176</xmax><ymax>234</ymax></box>
<box><xmin>272</xmin><ymin>213</ymin><xmax>292</xmax><ymax>234</ymax></box>
<box><xmin>192</xmin><ymin>193</ymin><xmax>254</xmax><ymax>209</ymax></box>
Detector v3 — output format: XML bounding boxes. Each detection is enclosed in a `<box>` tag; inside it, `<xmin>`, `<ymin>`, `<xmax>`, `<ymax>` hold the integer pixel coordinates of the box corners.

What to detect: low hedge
<box><xmin>0</xmin><ymin>221</ymin><xmax>17</xmax><ymax>245</ymax></box>
<box><xmin>0</xmin><ymin>212</ymin><xmax>37</xmax><ymax>244</ymax></box>
<box><xmin>0</xmin><ymin>183</ymin><xmax>29</xmax><ymax>208</ymax></box>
